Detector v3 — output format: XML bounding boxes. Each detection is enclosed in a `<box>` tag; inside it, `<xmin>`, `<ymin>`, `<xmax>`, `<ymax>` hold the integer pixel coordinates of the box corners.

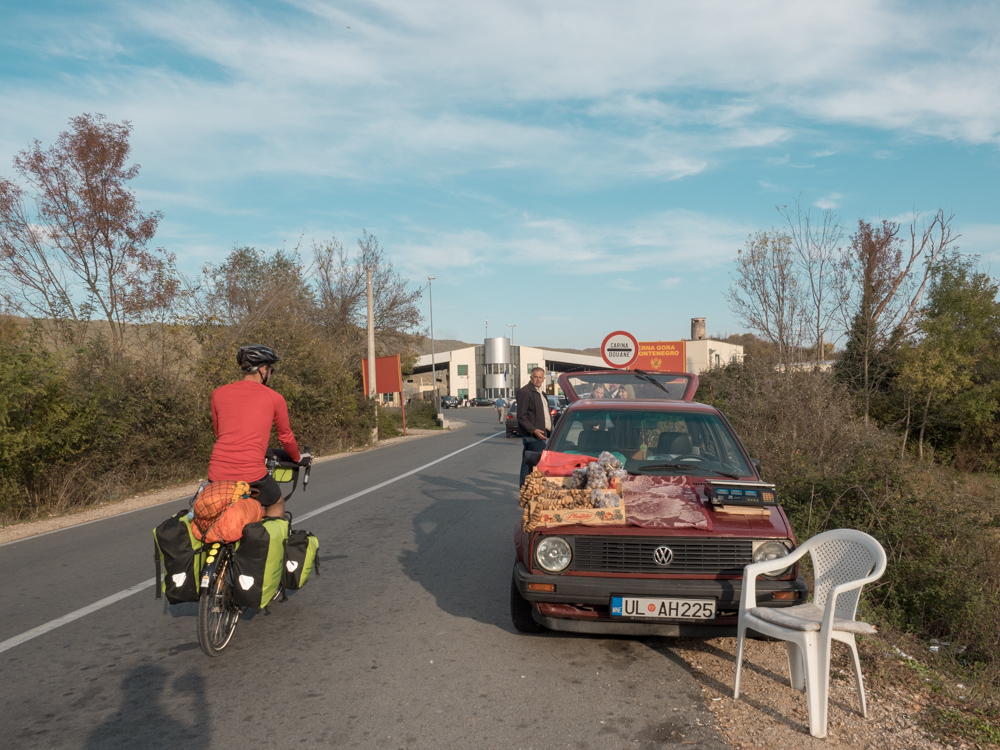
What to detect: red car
<box><xmin>511</xmin><ymin>369</ymin><xmax>807</xmax><ymax>636</ymax></box>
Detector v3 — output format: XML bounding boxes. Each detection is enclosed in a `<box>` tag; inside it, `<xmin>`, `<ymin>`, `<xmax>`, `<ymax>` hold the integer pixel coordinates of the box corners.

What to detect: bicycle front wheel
<box><xmin>198</xmin><ymin>547</ymin><xmax>241</xmax><ymax>657</ymax></box>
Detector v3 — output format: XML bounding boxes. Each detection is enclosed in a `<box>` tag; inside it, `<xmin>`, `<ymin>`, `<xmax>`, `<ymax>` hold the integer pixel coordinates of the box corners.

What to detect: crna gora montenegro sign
<box><xmin>601</xmin><ymin>331</ymin><xmax>639</xmax><ymax>369</ymax></box>
<box><xmin>602</xmin><ymin>332</ymin><xmax>687</xmax><ymax>371</ymax></box>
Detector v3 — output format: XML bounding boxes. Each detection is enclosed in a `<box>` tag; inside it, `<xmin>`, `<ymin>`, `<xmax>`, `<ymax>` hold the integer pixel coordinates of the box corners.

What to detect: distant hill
<box><xmin>412</xmin><ymin>338</ymin><xmax>477</xmax><ymax>355</ymax></box>
<box><xmin>542</xmin><ymin>346</ymin><xmax>601</xmax><ymax>357</ymax></box>
<box><xmin>413</xmin><ymin>338</ymin><xmax>602</xmax><ymax>357</ymax></box>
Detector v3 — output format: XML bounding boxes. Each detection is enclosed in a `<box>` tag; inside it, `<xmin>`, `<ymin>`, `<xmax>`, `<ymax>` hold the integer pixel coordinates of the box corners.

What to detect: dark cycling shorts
<box><xmin>250</xmin><ymin>473</ymin><xmax>282</xmax><ymax>507</ymax></box>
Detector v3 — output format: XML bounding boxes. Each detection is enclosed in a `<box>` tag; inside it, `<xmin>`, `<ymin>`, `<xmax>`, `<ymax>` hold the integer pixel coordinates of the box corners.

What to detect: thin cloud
<box><xmin>815</xmin><ymin>193</ymin><xmax>842</xmax><ymax>210</ymax></box>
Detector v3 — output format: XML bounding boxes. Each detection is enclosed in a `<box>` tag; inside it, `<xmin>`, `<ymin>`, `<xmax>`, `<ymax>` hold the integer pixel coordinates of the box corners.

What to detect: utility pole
<box><xmin>428</xmin><ymin>276</ymin><xmax>439</xmax><ymax>420</ymax></box>
<box><xmin>507</xmin><ymin>323</ymin><xmax>518</xmax><ymax>396</ymax></box>
<box><xmin>367</xmin><ymin>269</ymin><xmax>377</xmax><ymax>444</ymax></box>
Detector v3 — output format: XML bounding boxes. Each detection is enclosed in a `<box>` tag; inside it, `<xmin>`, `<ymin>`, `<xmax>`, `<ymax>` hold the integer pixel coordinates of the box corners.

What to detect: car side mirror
<box><xmin>524</xmin><ymin>451</ymin><xmax>543</xmax><ymax>467</ymax></box>
<box><xmin>750</xmin><ymin>458</ymin><xmax>762</xmax><ymax>477</ymax></box>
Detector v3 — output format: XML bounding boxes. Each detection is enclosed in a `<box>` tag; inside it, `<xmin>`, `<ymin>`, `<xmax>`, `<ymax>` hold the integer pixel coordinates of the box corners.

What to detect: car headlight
<box><xmin>535</xmin><ymin>537</ymin><xmax>572</xmax><ymax>573</ymax></box>
<box><xmin>752</xmin><ymin>540</ymin><xmax>793</xmax><ymax>579</ymax></box>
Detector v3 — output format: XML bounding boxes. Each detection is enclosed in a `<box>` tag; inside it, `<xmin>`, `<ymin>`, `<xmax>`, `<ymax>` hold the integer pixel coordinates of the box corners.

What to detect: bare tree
<box><xmin>837</xmin><ymin>210</ymin><xmax>957</xmax><ymax>422</ymax></box>
<box><xmin>778</xmin><ymin>199</ymin><xmax>845</xmax><ymax>363</ymax></box>
<box><xmin>0</xmin><ymin>114</ymin><xmax>176</xmax><ymax>353</ymax></box>
<box><xmin>312</xmin><ymin>230</ymin><xmax>423</xmax><ymax>362</ymax></box>
<box><xmin>726</xmin><ymin>229</ymin><xmax>806</xmax><ymax>367</ymax></box>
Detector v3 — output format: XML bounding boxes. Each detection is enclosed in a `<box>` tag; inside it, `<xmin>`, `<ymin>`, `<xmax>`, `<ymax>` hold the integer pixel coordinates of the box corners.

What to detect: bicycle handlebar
<box><xmin>265</xmin><ymin>444</ymin><xmax>311</xmax><ymax>500</ymax></box>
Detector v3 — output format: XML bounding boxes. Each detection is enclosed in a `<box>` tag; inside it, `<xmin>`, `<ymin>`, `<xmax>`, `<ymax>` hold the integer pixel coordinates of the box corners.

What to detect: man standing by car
<box><xmin>516</xmin><ymin>367</ymin><xmax>551</xmax><ymax>487</ymax></box>
<box><xmin>494</xmin><ymin>395</ymin><xmax>507</xmax><ymax>423</ymax></box>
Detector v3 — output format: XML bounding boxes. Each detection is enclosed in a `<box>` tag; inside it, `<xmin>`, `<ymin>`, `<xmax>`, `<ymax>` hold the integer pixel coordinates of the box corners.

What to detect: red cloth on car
<box><xmin>208</xmin><ymin>381</ymin><xmax>300</xmax><ymax>482</ymax></box>
<box><xmin>623</xmin><ymin>475</ymin><xmax>712</xmax><ymax>530</ymax></box>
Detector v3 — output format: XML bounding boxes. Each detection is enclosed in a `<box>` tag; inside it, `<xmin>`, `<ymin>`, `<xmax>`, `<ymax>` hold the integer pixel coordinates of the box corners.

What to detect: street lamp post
<box><xmin>507</xmin><ymin>323</ymin><xmax>518</xmax><ymax>396</ymax></box>
<box><xmin>428</xmin><ymin>276</ymin><xmax>438</xmax><ymax>418</ymax></box>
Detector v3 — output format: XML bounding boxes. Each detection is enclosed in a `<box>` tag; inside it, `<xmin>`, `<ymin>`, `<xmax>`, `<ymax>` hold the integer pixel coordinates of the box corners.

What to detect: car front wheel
<box><xmin>510</xmin><ymin>569</ymin><xmax>544</xmax><ymax>633</ymax></box>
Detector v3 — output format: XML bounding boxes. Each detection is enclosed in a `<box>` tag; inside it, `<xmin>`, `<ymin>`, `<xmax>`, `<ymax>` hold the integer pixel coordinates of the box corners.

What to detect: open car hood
<box><xmin>557</xmin><ymin>369</ymin><xmax>699</xmax><ymax>402</ymax></box>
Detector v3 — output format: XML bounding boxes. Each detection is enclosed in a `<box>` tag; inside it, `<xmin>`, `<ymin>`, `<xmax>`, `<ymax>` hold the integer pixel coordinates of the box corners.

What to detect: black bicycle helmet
<box><xmin>237</xmin><ymin>345</ymin><xmax>281</xmax><ymax>372</ymax></box>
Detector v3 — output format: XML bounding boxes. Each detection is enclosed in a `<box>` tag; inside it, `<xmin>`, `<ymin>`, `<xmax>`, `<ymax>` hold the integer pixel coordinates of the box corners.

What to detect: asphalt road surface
<box><xmin>0</xmin><ymin>408</ymin><xmax>727</xmax><ymax>749</ymax></box>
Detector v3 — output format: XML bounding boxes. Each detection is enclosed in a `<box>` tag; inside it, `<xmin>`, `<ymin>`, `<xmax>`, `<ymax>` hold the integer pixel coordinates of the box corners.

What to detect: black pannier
<box><xmin>153</xmin><ymin>509</ymin><xmax>205</xmax><ymax>604</ymax></box>
<box><xmin>282</xmin><ymin>530</ymin><xmax>319</xmax><ymax>590</ymax></box>
<box><xmin>230</xmin><ymin>516</ymin><xmax>289</xmax><ymax>609</ymax></box>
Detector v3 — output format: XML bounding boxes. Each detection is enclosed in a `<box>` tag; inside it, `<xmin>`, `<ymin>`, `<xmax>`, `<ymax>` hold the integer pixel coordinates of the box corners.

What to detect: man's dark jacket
<box><xmin>516</xmin><ymin>383</ymin><xmax>549</xmax><ymax>438</ymax></box>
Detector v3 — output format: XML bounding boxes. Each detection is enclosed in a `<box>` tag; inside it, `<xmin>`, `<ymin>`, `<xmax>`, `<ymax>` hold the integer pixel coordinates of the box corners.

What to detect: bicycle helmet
<box><xmin>237</xmin><ymin>345</ymin><xmax>281</xmax><ymax>373</ymax></box>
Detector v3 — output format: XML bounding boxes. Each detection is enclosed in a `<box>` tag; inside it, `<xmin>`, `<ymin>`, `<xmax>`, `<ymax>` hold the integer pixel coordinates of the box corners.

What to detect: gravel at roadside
<box><xmin>670</xmin><ymin>635</ymin><xmax>977</xmax><ymax>749</ymax></box>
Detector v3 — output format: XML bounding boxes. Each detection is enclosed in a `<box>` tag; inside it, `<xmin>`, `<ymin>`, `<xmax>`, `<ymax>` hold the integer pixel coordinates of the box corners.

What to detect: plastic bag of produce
<box><xmin>597</xmin><ymin>451</ymin><xmax>623</xmax><ymax>471</ymax></box>
<box><xmin>586</xmin><ymin>461</ymin><xmax>608</xmax><ymax>489</ymax></box>
<box><xmin>590</xmin><ymin>489</ymin><xmax>620</xmax><ymax>508</ymax></box>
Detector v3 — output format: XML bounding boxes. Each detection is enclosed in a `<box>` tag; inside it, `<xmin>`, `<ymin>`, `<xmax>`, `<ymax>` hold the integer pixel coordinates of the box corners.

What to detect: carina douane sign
<box><xmin>601</xmin><ymin>331</ymin><xmax>639</xmax><ymax>368</ymax></box>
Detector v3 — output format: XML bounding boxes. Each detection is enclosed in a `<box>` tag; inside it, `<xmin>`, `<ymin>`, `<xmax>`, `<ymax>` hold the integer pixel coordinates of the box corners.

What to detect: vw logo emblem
<box><xmin>652</xmin><ymin>546</ymin><xmax>674</xmax><ymax>567</ymax></box>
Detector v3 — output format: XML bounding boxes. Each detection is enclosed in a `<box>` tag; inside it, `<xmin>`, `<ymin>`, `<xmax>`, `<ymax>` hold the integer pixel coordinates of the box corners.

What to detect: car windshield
<box><xmin>548</xmin><ymin>408</ymin><xmax>753</xmax><ymax>478</ymax></box>
<box><xmin>562</xmin><ymin>371</ymin><xmax>693</xmax><ymax>401</ymax></box>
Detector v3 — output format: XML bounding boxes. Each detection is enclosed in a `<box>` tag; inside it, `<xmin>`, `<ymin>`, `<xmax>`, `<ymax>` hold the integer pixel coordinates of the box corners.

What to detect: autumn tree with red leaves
<box><xmin>0</xmin><ymin>113</ymin><xmax>177</xmax><ymax>354</ymax></box>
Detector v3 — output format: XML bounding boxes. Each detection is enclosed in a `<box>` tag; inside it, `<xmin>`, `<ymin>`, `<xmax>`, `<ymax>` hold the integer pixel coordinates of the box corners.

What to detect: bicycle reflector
<box><xmin>273</xmin><ymin>467</ymin><xmax>294</xmax><ymax>483</ymax></box>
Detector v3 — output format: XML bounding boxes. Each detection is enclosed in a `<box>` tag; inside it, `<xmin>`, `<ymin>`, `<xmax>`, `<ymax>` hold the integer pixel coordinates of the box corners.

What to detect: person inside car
<box><xmin>208</xmin><ymin>345</ymin><xmax>310</xmax><ymax>519</ymax></box>
<box><xmin>590</xmin><ymin>384</ymin><xmax>606</xmax><ymax>399</ymax></box>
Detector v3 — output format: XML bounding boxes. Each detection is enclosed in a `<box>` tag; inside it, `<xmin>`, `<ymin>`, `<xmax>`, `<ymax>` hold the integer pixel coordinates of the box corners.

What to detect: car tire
<box><xmin>510</xmin><ymin>569</ymin><xmax>544</xmax><ymax>633</ymax></box>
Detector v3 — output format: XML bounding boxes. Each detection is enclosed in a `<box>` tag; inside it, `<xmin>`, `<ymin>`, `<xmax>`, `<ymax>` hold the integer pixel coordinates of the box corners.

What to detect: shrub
<box><xmin>700</xmin><ymin>360</ymin><xmax>1000</xmax><ymax>669</ymax></box>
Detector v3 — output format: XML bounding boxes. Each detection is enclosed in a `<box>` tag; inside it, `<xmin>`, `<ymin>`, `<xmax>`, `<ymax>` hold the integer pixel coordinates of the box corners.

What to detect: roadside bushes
<box><xmin>0</xmin><ymin>335</ymin><xmax>210</xmax><ymax>519</ymax></box>
<box><xmin>0</xmin><ymin>339</ymin><xmax>91</xmax><ymax>517</ymax></box>
<box><xmin>700</xmin><ymin>360</ymin><xmax>1000</xmax><ymax>668</ymax></box>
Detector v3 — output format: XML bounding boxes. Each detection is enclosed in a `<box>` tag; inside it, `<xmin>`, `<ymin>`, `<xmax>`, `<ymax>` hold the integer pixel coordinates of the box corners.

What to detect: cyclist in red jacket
<box><xmin>208</xmin><ymin>345</ymin><xmax>310</xmax><ymax>518</ymax></box>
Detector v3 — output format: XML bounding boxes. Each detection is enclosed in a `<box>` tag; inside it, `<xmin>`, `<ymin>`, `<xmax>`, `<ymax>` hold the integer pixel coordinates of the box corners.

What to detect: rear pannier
<box><xmin>231</xmin><ymin>516</ymin><xmax>289</xmax><ymax>608</ymax></box>
<box><xmin>282</xmin><ymin>530</ymin><xmax>319</xmax><ymax>590</ymax></box>
<box><xmin>154</xmin><ymin>509</ymin><xmax>205</xmax><ymax>604</ymax></box>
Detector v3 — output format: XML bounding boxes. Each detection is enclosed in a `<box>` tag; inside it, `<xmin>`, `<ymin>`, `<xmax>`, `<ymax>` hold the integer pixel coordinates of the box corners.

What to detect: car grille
<box><xmin>571</xmin><ymin>536</ymin><xmax>753</xmax><ymax>574</ymax></box>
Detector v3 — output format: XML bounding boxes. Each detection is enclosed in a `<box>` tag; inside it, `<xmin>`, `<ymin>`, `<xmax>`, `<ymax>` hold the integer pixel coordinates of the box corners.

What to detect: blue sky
<box><xmin>2</xmin><ymin>0</ymin><xmax>998</xmax><ymax>350</ymax></box>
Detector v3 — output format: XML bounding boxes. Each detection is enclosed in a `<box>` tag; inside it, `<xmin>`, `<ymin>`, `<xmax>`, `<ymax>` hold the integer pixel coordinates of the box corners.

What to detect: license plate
<box><xmin>611</xmin><ymin>596</ymin><xmax>716</xmax><ymax>620</ymax></box>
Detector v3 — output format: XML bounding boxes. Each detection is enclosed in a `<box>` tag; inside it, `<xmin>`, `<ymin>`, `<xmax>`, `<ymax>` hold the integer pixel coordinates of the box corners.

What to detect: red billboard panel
<box><xmin>633</xmin><ymin>341</ymin><xmax>686</xmax><ymax>372</ymax></box>
<box><xmin>361</xmin><ymin>354</ymin><xmax>404</xmax><ymax>395</ymax></box>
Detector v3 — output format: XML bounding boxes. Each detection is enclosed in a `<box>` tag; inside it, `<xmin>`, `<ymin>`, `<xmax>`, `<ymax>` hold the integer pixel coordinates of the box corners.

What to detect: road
<box><xmin>0</xmin><ymin>407</ymin><xmax>727</xmax><ymax>749</ymax></box>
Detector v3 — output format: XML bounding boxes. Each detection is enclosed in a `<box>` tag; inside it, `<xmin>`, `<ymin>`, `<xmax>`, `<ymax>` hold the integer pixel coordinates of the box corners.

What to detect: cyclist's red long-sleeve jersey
<box><xmin>208</xmin><ymin>380</ymin><xmax>301</xmax><ymax>482</ymax></box>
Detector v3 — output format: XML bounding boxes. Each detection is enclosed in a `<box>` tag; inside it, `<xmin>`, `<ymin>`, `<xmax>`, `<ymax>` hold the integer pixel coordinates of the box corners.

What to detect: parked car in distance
<box><xmin>546</xmin><ymin>394</ymin><xmax>563</xmax><ymax>426</ymax></box>
<box><xmin>472</xmin><ymin>397</ymin><xmax>495</xmax><ymax>407</ymax></box>
<box><xmin>440</xmin><ymin>395</ymin><xmax>459</xmax><ymax>409</ymax></box>
<box><xmin>511</xmin><ymin>368</ymin><xmax>806</xmax><ymax>638</ymax></box>
<box><xmin>505</xmin><ymin>401</ymin><xmax>518</xmax><ymax>437</ymax></box>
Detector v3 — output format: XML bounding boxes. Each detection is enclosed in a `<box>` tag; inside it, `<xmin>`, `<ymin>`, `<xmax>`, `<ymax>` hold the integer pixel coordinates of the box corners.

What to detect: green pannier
<box><xmin>231</xmin><ymin>516</ymin><xmax>289</xmax><ymax>608</ymax></box>
<box><xmin>153</xmin><ymin>509</ymin><xmax>205</xmax><ymax>604</ymax></box>
<box><xmin>282</xmin><ymin>530</ymin><xmax>319</xmax><ymax>590</ymax></box>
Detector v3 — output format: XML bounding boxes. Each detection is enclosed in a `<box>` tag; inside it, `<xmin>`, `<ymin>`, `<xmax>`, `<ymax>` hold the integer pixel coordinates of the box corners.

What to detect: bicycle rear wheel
<box><xmin>198</xmin><ymin>547</ymin><xmax>241</xmax><ymax>656</ymax></box>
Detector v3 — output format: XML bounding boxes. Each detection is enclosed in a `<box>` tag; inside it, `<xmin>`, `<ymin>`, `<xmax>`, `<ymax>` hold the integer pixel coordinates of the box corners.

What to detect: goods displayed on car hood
<box><xmin>519</xmin><ymin>452</ymin><xmax>628</xmax><ymax>533</ymax></box>
<box><xmin>520</xmin><ymin>451</ymin><xmax>728</xmax><ymax>533</ymax></box>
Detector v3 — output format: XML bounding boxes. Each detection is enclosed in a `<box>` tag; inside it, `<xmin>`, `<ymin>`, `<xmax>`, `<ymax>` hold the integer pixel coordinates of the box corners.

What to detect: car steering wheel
<box><xmin>674</xmin><ymin>454</ymin><xmax>704</xmax><ymax>463</ymax></box>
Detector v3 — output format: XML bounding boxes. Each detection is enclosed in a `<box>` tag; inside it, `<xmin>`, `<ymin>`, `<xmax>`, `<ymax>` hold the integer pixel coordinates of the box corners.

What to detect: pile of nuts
<box><xmin>519</xmin><ymin>453</ymin><xmax>627</xmax><ymax>532</ymax></box>
<box><xmin>518</xmin><ymin>471</ymin><xmax>591</xmax><ymax>509</ymax></box>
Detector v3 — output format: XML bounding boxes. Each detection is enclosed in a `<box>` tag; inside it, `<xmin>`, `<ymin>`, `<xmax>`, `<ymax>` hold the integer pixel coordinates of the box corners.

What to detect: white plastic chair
<box><xmin>733</xmin><ymin>529</ymin><xmax>887</xmax><ymax>739</ymax></box>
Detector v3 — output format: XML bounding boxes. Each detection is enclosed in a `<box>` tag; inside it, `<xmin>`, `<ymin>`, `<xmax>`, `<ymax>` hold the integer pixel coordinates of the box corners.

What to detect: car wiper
<box><xmin>631</xmin><ymin>369</ymin><xmax>671</xmax><ymax>395</ymax></box>
<box><xmin>637</xmin><ymin>463</ymin><xmax>742</xmax><ymax>479</ymax></box>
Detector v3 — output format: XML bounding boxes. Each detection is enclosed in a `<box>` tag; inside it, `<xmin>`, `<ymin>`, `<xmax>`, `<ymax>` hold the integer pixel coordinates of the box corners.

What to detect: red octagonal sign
<box><xmin>601</xmin><ymin>330</ymin><xmax>639</xmax><ymax>369</ymax></box>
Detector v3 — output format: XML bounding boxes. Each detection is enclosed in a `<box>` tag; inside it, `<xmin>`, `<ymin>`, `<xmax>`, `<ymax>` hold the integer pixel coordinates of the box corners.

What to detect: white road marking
<box><xmin>0</xmin><ymin>431</ymin><xmax>503</xmax><ymax>654</ymax></box>
<box><xmin>0</xmin><ymin>578</ymin><xmax>155</xmax><ymax>654</ymax></box>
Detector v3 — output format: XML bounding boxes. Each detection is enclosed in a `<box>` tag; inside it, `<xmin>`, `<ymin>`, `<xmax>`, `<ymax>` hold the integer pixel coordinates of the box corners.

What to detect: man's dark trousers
<box><xmin>520</xmin><ymin>436</ymin><xmax>547</xmax><ymax>487</ymax></box>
